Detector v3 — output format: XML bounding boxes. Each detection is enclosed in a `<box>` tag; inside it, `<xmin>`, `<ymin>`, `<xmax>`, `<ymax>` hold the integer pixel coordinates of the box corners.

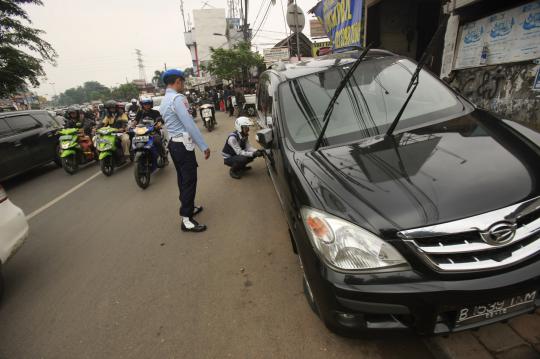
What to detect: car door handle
<box><xmin>13</xmin><ymin>141</ymin><xmax>22</xmax><ymax>147</ymax></box>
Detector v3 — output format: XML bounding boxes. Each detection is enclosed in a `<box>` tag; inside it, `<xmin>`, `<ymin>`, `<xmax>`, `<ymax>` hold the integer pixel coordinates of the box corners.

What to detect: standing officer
<box><xmin>160</xmin><ymin>69</ymin><xmax>210</xmax><ymax>233</ymax></box>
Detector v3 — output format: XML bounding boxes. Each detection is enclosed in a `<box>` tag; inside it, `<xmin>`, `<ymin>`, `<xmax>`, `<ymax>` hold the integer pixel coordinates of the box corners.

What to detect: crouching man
<box><xmin>221</xmin><ymin>117</ymin><xmax>264</xmax><ymax>179</ymax></box>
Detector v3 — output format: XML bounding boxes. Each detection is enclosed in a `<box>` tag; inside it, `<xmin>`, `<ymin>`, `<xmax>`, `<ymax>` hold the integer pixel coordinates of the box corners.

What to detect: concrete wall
<box><xmin>449</xmin><ymin>62</ymin><xmax>540</xmax><ymax>130</ymax></box>
<box><xmin>192</xmin><ymin>8</ymin><xmax>228</xmax><ymax>64</ymax></box>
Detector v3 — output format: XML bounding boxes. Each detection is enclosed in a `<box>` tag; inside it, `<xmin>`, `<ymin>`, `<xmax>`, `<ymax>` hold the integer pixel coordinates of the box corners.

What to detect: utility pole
<box><xmin>180</xmin><ymin>0</ymin><xmax>187</xmax><ymax>32</ymax></box>
<box><xmin>294</xmin><ymin>0</ymin><xmax>301</xmax><ymax>61</ymax></box>
<box><xmin>164</xmin><ymin>63</ymin><xmax>167</xmax><ymax>71</ymax></box>
<box><xmin>244</xmin><ymin>0</ymin><xmax>249</xmax><ymax>43</ymax></box>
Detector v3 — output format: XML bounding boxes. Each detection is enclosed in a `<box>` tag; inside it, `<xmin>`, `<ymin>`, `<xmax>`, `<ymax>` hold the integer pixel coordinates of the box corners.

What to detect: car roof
<box><xmin>267</xmin><ymin>49</ymin><xmax>397</xmax><ymax>81</ymax></box>
<box><xmin>0</xmin><ymin>110</ymin><xmax>50</xmax><ymax>118</ymax></box>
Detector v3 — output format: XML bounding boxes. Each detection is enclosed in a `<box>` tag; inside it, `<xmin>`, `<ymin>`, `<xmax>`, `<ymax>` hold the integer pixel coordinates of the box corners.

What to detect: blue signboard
<box><xmin>312</xmin><ymin>0</ymin><xmax>364</xmax><ymax>49</ymax></box>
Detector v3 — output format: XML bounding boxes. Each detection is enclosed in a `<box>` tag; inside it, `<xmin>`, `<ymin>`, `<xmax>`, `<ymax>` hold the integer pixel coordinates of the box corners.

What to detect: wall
<box><xmin>449</xmin><ymin>62</ymin><xmax>540</xmax><ymax>130</ymax></box>
<box><xmin>192</xmin><ymin>8</ymin><xmax>228</xmax><ymax>64</ymax></box>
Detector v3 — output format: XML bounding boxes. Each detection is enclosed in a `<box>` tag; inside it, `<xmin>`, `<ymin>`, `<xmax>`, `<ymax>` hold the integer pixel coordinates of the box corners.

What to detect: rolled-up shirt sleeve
<box><xmin>172</xmin><ymin>96</ymin><xmax>209</xmax><ymax>152</ymax></box>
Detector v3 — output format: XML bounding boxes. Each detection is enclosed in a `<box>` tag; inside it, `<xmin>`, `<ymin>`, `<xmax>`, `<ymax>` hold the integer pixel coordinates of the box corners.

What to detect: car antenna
<box><xmin>313</xmin><ymin>43</ymin><xmax>373</xmax><ymax>152</ymax></box>
<box><xmin>385</xmin><ymin>16</ymin><xmax>449</xmax><ymax>137</ymax></box>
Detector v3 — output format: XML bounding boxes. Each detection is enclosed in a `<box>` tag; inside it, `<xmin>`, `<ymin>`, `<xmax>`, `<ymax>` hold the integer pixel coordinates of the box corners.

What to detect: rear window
<box><xmin>5</xmin><ymin>115</ymin><xmax>41</xmax><ymax>132</ymax></box>
<box><xmin>0</xmin><ymin>119</ymin><xmax>12</xmax><ymax>138</ymax></box>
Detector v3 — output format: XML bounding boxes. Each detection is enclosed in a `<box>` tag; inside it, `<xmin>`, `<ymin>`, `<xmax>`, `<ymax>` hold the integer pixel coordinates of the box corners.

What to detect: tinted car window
<box><xmin>32</xmin><ymin>112</ymin><xmax>61</xmax><ymax>129</ymax></box>
<box><xmin>279</xmin><ymin>58</ymin><xmax>467</xmax><ymax>150</ymax></box>
<box><xmin>0</xmin><ymin>118</ymin><xmax>12</xmax><ymax>138</ymax></box>
<box><xmin>5</xmin><ymin>115</ymin><xmax>41</xmax><ymax>132</ymax></box>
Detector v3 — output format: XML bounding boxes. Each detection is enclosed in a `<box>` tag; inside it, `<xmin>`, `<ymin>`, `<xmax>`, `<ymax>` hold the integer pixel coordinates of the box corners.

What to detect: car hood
<box><xmin>297</xmin><ymin>111</ymin><xmax>540</xmax><ymax>234</ymax></box>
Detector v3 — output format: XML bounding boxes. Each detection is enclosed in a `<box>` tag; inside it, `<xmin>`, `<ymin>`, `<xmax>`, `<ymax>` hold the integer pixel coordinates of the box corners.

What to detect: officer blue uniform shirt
<box><xmin>160</xmin><ymin>88</ymin><xmax>209</xmax><ymax>151</ymax></box>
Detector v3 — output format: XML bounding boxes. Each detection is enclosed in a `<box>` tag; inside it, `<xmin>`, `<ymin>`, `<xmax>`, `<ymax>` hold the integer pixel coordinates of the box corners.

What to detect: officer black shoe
<box><xmin>241</xmin><ymin>166</ymin><xmax>252</xmax><ymax>171</ymax></box>
<box><xmin>229</xmin><ymin>169</ymin><xmax>242</xmax><ymax>179</ymax></box>
<box><xmin>181</xmin><ymin>217</ymin><xmax>207</xmax><ymax>232</ymax></box>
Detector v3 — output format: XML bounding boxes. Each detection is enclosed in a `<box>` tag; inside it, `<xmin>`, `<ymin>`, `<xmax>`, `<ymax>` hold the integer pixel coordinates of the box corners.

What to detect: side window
<box><xmin>257</xmin><ymin>77</ymin><xmax>268</xmax><ymax>112</ymax></box>
<box><xmin>0</xmin><ymin>119</ymin><xmax>12</xmax><ymax>138</ymax></box>
<box><xmin>32</xmin><ymin>112</ymin><xmax>60</xmax><ymax>129</ymax></box>
<box><xmin>5</xmin><ymin>115</ymin><xmax>41</xmax><ymax>133</ymax></box>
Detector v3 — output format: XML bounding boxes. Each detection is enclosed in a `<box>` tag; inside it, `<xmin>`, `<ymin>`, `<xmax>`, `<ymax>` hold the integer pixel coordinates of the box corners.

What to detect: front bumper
<box><xmin>0</xmin><ymin>199</ymin><xmax>29</xmax><ymax>264</ymax></box>
<box><xmin>312</xmin><ymin>257</ymin><xmax>540</xmax><ymax>335</ymax></box>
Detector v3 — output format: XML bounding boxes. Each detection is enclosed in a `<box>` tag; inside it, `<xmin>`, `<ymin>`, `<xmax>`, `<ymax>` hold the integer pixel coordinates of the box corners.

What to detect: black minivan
<box><xmin>256</xmin><ymin>50</ymin><xmax>540</xmax><ymax>335</ymax></box>
<box><xmin>0</xmin><ymin>110</ymin><xmax>61</xmax><ymax>181</ymax></box>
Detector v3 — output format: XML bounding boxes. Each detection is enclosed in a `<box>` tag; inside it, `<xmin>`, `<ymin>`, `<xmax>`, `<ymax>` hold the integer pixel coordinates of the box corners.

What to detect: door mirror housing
<box><xmin>257</xmin><ymin>128</ymin><xmax>273</xmax><ymax>148</ymax></box>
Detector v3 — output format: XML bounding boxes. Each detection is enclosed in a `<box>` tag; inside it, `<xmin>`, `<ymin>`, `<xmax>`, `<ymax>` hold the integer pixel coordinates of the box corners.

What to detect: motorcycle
<box><xmin>58</xmin><ymin>127</ymin><xmax>96</xmax><ymax>175</ymax></box>
<box><xmin>132</xmin><ymin>118</ymin><xmax>168</xmax><ymax>189</ymax></box>
<box><xmin>200</xmin><ymin>103</ymin><xmax>216</xmax><ymax>132</ymax></box>
<box><xmin>95</xmin><ymin>127</ymin><xmax>130</xmax><ymax>176</ymax></box>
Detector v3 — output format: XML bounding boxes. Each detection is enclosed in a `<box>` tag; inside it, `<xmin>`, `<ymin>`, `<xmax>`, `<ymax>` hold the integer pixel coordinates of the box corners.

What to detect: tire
<box><xmin>53</xmin><ymin>146</ymin><xmax>62</xmax><ymax>167</ymax></box>
<box><xmin>0</xmin><ymin>263</ymin><xmax>4</xmax><ymax>301</ymax></box>
<box><xmin>61</xmin><ymin>155</ymin><xmax>78</xmax><ymax>175</ymax></box>
<box><xmin>134</xmin><ymin>156</ymin><xmax>151</xmax><ymax>189</ymax></box>
<box><xmin>100</xmin><ymin>156</ymin><xmax>114</xmax><ymax>176</ymax></box>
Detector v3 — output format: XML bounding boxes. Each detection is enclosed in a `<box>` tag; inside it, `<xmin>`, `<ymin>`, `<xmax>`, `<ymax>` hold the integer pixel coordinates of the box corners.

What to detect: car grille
<box><xmin>398</xmin><ymin>197</ymin><xmax>540</xmax><ymax>272</ymax></box>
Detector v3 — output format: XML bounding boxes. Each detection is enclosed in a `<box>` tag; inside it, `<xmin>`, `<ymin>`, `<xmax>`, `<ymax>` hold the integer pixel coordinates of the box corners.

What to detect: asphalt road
<box><xmin>0</xmin><ymin>111</ymin><xmax>433</xmax><ymax>359</ymax></box>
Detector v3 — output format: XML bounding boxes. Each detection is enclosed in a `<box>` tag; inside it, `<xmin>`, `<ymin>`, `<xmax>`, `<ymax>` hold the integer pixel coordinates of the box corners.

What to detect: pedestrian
<box><xmin>160</xmin><ymin>69</ymin><xmax>210</xmax><ymax>233</ymax></box>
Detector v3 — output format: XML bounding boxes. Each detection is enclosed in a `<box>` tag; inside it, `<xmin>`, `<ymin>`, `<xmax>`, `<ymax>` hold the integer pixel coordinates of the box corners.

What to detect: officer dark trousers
<box><xmin>169</xmin><ymin>141</ymin><xmax>197</xmax><ymax>217</ymax></box>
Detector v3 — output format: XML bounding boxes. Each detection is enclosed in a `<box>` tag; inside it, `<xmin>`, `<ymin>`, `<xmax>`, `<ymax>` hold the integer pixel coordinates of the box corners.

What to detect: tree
<box><xmin>56</xmin><ymin>80</ymin><xmax>111</xmax><ymax>105</ymax></box>
<box><xmin>204</xmin><ymin>42</ymin><xmax>264</xmax><ymax>85</ymax></box>
<box><xmin>111</xmin><ymin>83</ymin><xmax>139</xmax><ymax>101</ymax></box>
<box><xmin>0</xmin><ymin>0</ymin><xmax>57</xmax><ymax>97</ymax></box>
<box><xmin>184</xmin><ymin>67</ymin><xmax>194</xmax><ymax>78</ymax></box>
<box><xmin>152</xmin><ymin>70</ymin><xmax>164</xmax><ymax>88</ymax></box>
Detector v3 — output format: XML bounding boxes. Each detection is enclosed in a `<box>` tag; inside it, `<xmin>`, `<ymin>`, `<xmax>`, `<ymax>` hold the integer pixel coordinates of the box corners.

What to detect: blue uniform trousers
<box><xmin>169</xmin><ymin>141</ymin><xmax>198</xmax><ymax>217</ymax></box>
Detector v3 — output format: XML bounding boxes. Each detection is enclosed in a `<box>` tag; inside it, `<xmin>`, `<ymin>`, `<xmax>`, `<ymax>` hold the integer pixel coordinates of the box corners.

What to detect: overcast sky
<box><xmin>26</xmin><ymin>0</ymin><xmax>316</xmax><ymax>98</ymax></box>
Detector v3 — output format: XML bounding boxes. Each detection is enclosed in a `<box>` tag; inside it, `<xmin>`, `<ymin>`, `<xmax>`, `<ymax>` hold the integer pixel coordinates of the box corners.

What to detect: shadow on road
<box><xmin>2</xmin><ymin>163</ymin><xmax>61</xmax><ymax>190</ymax></box>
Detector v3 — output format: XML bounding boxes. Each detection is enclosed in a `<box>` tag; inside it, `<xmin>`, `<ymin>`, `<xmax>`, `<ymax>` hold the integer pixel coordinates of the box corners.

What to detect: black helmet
<box><xmin>104</xmin><ymin>100</ymin><xmax>117</xmax><ymax>109</ymax></box>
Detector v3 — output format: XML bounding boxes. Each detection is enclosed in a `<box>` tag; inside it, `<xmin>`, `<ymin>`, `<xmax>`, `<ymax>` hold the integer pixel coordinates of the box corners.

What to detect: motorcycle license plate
<box><xmin>455</xmin><ymin>290</ymin><xmax>537</xmax><ymax>328</ymax></box>
<box><xmin>134</xmin><ymin>136</ymin><xmax>149</xmax><ymax>143</ymax></box>
<box><xmin>202</xmin><ymin>109</ymin><xmax>212</xmax><ymax>117</ymax></box>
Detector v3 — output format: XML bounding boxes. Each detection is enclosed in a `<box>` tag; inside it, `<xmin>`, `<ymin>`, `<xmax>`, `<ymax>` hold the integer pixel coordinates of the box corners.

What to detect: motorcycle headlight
<box><xmin>61</xmin><ymin>143</ymin><xmax>70</xmax><ymax>149</ymax></box>
<box><xmin>301</xmin><ymin>207</ymin><xmax>409</xmax><ymax>272</ymax></box>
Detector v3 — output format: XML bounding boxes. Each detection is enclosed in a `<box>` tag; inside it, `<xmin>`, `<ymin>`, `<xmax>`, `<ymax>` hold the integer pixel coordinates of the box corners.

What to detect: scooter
<box><xmin>95</xmin><ymin>127</ymin><xmax>130</xmax><ymax>176</ymax></box>
<box><xmin>200</xmin><ymin>103</ymin><xmax>216</xmax><ymax>132</ymax></box>
<box><xmin>58</xmin><ymin>127</ymin><xmax>96</xmax><ymax>175</ymax></box>
<box><xmin>132</xmin><ymin>119</ymin><xmax>168</xmax><ymax>189</ymax></box>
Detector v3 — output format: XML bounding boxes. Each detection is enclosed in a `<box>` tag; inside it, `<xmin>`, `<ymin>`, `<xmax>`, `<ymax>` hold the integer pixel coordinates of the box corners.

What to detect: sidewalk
<box><xmin>426</xmin><ymin>309</ymin><xmax>540</xmax><ymax>359</ymax></box>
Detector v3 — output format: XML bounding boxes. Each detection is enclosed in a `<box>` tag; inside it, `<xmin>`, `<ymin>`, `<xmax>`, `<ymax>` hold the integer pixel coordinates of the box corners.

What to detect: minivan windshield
<box><xmin>279</xmin><ymin>57</ymin><xmax>469</xmax><ymax>150</ymax></box>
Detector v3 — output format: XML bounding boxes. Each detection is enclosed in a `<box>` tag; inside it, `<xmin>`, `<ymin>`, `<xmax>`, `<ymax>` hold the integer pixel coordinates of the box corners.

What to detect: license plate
<box><xmin>202</xmin><ymin>109</ymin><xmax>212</xmax><ymax>117</ymax></box>
<box><xmin>455</xmin><ymin>290</ymin><xmax>537</xmax><ymax>328</ymax></box>
<box><xmin>134</xmin><ymin>136</ymin><xmax>149</xmax><ymax>143</ymax></box>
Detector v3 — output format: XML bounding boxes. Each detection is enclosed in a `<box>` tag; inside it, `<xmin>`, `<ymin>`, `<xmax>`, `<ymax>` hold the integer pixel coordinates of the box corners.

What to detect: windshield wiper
<box><xmin>313</xmin><ymin>43</ymin><xmax>373</xmax><ymax>151</ymax></box>
<box><xmin>385</xmin><ymin>16</ymin><xmax>449</xmax><ymax>137</ymax></box>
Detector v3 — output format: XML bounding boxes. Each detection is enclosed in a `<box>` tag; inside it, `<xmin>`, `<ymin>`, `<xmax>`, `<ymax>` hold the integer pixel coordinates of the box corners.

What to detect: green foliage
<box><xmin>57</xmin><ymin>81</ymin><xmax>111</xmax><ymax>106</ymax></box>
<box><xmin>184</xmin><ymin>67</ymin><xmax>194</xmax><ymax>77</ymax></box>
<box><xmin>111</xmin><ymin>83</ymin><xmax>139</xmax><ymax>101</ymax></box>
<box><xmin>0</xmin><ymin>0</ymin><xmax>57</xmax><ymax>97</ymax></box>
<box><xmin>152</xmin><ymin>70</ymin><xmax>164</xmax><ymax>88</ymax></box>
<box><xmin>204</xmin><ymin>42</ymin><xmax>264</xmax><ymax>82</ymax></box>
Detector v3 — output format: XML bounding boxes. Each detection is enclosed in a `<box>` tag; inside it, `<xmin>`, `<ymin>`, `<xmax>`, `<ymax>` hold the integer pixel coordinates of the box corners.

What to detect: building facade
<box><xmin>441</xmin><ymin>0</ymin><xmax>540</xmax><ymax>130</ymax></box>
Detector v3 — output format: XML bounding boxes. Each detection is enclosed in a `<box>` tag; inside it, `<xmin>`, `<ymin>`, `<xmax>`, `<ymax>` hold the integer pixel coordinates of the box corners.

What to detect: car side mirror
<box><xmin>257</xmin><ymin>128</ymin><xmax>273</xmax><ymax>148</ymax></box>
<box><xmin>266</xmin><ymin>116</ymin><xmax>273</xmax><ymax>128</ymax></box>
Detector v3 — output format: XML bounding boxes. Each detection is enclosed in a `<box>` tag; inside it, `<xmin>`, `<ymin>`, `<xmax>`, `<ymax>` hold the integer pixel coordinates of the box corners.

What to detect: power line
<box><xmin>251</xmin><ymin>0</ymin><xmax>273</xmax><ymax>41</ymax></box>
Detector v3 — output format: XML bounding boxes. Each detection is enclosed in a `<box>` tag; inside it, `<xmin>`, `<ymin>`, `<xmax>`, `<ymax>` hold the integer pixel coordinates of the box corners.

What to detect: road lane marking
<box><xmin>26</xmin><ymin>171</ymin><xmax>102</xmax><ymax>220</ymax></box>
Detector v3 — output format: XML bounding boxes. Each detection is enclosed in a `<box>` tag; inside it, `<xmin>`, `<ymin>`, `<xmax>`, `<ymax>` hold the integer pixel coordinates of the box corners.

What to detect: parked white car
<box><xmin>0</xmin><ymin>184</ymin><xmax>29</xmax><ymax>297</ymax></box>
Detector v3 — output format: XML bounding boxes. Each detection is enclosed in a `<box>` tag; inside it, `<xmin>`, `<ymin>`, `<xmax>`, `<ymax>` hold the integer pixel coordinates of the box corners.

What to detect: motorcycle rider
<box><xmin>221</xmin><ymin>117</ymin><xmax>264</xmax><ymax>179</ymax></box>
<box><xmin>64</xmin><ymin>105</ymin><xmax>81</xmax><ymax>128</ymax></box>
<box><xmin>127</xmin><ymin>98</ymin><xmax>139</xmax><ymax>128</ymax></box>
<box><xmin>135</xmin><ymin>96</ymin><xmax>167</xmax><ymax>159</ymax></box>
<box><xmin>100</xmin><ymin>100</ymin><xmax>131</xmax><ymax>160</ymax></box>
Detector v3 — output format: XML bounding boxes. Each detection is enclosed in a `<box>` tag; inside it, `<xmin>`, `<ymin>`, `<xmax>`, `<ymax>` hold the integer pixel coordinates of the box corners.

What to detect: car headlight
<box><xmin>301</xmin><ymin>207</ymin><xmax>410</xmax><ymax>271</ymax></box>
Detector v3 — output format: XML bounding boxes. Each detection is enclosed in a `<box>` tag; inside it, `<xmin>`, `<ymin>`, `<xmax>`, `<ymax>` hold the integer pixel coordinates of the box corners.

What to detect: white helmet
<box><xmin>235</xmin><ymin>116</ymin><xmax>254</xmax><ymax>132</ymax></box>
<box><xmin>131</xmin><ymin>98</ymin><xmax>137</xmax><ymax>104</ymax></box>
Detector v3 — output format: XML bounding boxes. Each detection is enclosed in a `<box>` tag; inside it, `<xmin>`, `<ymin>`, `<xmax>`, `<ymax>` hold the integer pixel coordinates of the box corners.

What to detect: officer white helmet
<box><xmin>131</xmin><ymin>98</ymin><xmax>137</xmax><ymax>104</ymax></box>
<box><xmin>235</xmin><ymin>116</ymin><xmax>254</xmax><ymax>132</ymax></box>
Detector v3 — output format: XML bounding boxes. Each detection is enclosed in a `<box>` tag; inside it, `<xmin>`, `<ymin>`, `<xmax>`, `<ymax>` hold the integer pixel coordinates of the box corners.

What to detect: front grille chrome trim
<box><xmin>398</xmin><ymin>196</ymin><xmax>540</xmax><ymax>272</ymax></box>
